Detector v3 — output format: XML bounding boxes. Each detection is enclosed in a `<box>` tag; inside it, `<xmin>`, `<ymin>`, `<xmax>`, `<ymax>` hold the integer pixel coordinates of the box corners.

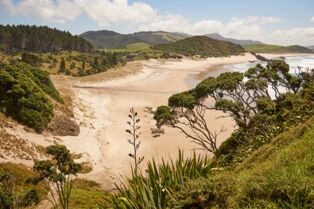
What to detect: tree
<box><xmin>126</xmin><ymin>108</ymin><xmax>144</xmax><ymax>176</ymax></box>
<box><xmin>33</xmin><ymin>145</ymin><xmax>81</xmax><ymax>209</ymax></box>
<box><xmin>154</xmin><ymin>60</ymin><xmax>311</xmax><ymax>154</ymax></box>
<box><xmin>59</xmin><ymin>58</ymin><xmax>66</xmax><ymax>74</ymax></box>
<box><xmin>154</xmin><ymin>91</ymin><xmax>220</xmax><ymax>154</ymax></box>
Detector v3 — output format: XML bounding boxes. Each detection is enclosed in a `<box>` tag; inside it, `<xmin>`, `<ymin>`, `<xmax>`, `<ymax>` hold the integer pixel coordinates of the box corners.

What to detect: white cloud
<box><xmin>136</xmin><ymin>16</ymin><xmax>279</xmax><ymax>40</ymax></box>
<box><xmin>0</xmin><ymin>0</ymin><xmax>282</xmax><ymax>35</ymax></box>
<box><xmin>264</xmin><ymin>27</ymin><xmax>314</xmax><ymax>45</ymax></box>
<box><xmin>76</xmin><ymin>0</ymin><xmax>156</xmax><ymax>27</ymax></box>
<box><xmin>5</xmin><ymin>0</ymin><xmax>314</xmax><ymax>45</ymax></box>
<box><xmin>1</xmin><ymin>0</ymin><xmax>82</xmax><ymax>23</ymax></box>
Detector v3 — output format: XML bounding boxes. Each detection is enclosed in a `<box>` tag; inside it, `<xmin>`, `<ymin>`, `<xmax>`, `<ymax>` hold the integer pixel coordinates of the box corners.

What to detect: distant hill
<box><xmin>244</xmin><ymin>44</ymin><xmax>313</xmax><ymax>54</ymax></box>
<box><xmin>0</xmin><ymin>25</ymin><xmax>93</xmax><ymax>52</ymax></box>
<box><xmin>153</xmin><ymin>36</ymin><xmax>245</xmax><ymax>57</ymax></box>
<box><xmin>80</xmin><ymin>30</ymin><xmax>188</xmax><ymax>49</ymax></box>
<box><xmin>307</xmin><ymin>45</ymin><xmax>314</xmax><ymax>51</ymax></box>
<box><xmin>205</xmin><ymin>33</ymin><xmax>263</xmax><ymax>46</ymax></box>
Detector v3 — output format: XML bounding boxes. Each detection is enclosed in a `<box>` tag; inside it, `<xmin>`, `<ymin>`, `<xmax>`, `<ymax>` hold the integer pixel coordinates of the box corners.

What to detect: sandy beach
<box><xmin>67</xmin><ymin>53</ymin><xmax>258</xmax><ymax>189</ymax></box>
<box><xmin>4</xmin><ymin>52</ymin><xmax>299</xmax><ymax>190</ymax></box>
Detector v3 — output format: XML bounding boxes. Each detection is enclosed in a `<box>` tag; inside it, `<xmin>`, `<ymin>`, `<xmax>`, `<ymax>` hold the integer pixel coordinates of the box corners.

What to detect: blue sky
<box><xmin>1</xmin><ymin>0</ymin><xmax>314</xmax><ymax>45</ymax></box>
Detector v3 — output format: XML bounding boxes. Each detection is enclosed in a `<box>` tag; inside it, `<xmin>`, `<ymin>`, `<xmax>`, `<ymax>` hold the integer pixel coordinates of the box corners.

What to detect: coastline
<box><xmin>70</xmin><ymin>53</ymin><xmax>257</xmax><ymax>189</ymax></box>
<box><xmin>3</xmin><ymin>52</ymin><xmax>309</xmax><ymax>190</ymax></box>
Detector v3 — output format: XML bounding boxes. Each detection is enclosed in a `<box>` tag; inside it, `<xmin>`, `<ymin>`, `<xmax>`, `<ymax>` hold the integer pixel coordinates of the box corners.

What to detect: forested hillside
<box><xmin>80</xmin><ymin>30</ymin><xmax>188</xmax><ymax>49</ymax></box>
<box><xmin>205</xmin><ymin>33</ymin><xmax>263</xmax><ymax>45</ymax></box>
<box><xmin>0</xmin><ymin>25</ymin><xmax>93</xmax><ymax>52</ymax></box>
<box><xmin>244</xmin><ymin>44</ymin><xmax>313</xmax><ymax>54</ymax></box>
<box><xmin>154</xmin><ymin>36</ymin><xmax>245</xmax><ymax>57</ymax></box>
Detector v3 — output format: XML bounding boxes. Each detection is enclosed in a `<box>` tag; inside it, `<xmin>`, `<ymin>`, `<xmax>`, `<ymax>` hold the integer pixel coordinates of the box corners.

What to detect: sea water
<box><xmin>225</xmin><ymin>54</ymin><xmax>314</xmax><ymax>74</ymax></box>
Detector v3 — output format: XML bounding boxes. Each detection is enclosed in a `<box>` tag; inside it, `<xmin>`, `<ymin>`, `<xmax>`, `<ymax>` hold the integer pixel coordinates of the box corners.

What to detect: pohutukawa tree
<box><xmin>154</xmin><ymin>60</ymin><xmax>310</xmax><ymax>154</ymax></box>
<box><xmin>126</xmin><ymin>108</ymin><xmax>144</xmax><ymax>176</ymax></box>
<box><xmin>154</xmin><ymin>91</ymin><xmax>221</xmax><ymax>154</ymax></box>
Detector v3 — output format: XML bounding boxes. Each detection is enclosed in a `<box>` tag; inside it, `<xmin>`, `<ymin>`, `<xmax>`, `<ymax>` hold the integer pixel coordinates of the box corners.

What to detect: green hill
<box><xmin>153</xmin><ymin>36</ymin><xmax>245</xmax><ymax>57</ymax></box>
<box><xmin>80</xmin><ymin>30</ymin><xmax>188</xmax><ymax>49</ymax></box>
<box><xmin>0</xmin><ymin>25</ymin><xmax>93</xmax><ymax>52</ymax></box>
<box><xmin>244</xmin><ymin>44</ymin><xmax>313</xmax><ymax>53</ymax></box>
<box><xmin>205</xmin><ymin>33</ymin><xmax>263</xmax><ymax>46</ymax></box>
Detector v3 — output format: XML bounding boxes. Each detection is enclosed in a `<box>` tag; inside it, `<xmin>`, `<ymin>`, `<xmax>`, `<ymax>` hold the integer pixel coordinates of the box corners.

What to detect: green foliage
<box><xmin>0</xmin><ymin>25</ymin><xmax>93</xmax><ymax>52</ymax></box>
<box><xmin>33</xmin><ymin>145</ymin><xmax>81</xmax><ymax>209</ymax></box>
<box><xmin>59</xmin><ymin>57</ymin><xmax>66</xmax><ymax>73</ymax></box>
<box><xmin>102</xmin><ymin>60</ymin><xmax>314</xmax><ymax>209</ymax></box>
<box><xmin>21</xmin><ymin>52</ymin><xmax>43</xmax><ymax>67</ymax></box>
<box><xmin>101</xmin><ymin>151</ymin><xmax>211</xmax><ymax>209</ymax></box>
<box><xmin>66</xmin><ymin>179</ymin><xmax>106</xmax><ymax>209</ymax></box>
<box><xmin>154</xmin><ymin>105</ymin><xmax>172</xmax><ymax>128</ymax></box>
<box><xmin>0</xmin><ymin>64</ymin><xmax>52</xmax><ymax>132</ymax></box>
<box><xmin>168</xmin><ymin>91</ymin><xmax>196</xmax><ymax>109</ymax></box>
<box><xmin>0</xmin><ymin>163</ymin><xmax>48</xmax><ymax>209</ymax></box>
<box><xmin>81</xmin><ymin>30</ymin><xmax>187</xmax><ymax>49</ymax></box>
<box><xmin>0</xmin><ymin>62</ymin><xmax>62</xmax><ymax>132</ymax></box>
<box><xmin>69</xmin><ymin>51</ymin><xmax>126</xmax><ymax>76</ymax></box>
<box><xmin>167</xmin><ymin>176</ymin><xmax>233</xmax><ymax>209</ymax></box>
<box><xmin>156</xmin><ymin>59</ymin><xmax>314</xmax><ymax>158</ymax></box>
<box><xmin>154</xmin><ymin>36</ymin><xmax>245</xmax><ymax>57</ymax></box>
<box><xmin>244</xmin><ymin>44</ymin><xmax>313</xmax><ymax>54</ymax></box>
<box><xmin>164</xmin><ymin>117</ymin><xmax>314</xmax><ymax>209</ymax></box>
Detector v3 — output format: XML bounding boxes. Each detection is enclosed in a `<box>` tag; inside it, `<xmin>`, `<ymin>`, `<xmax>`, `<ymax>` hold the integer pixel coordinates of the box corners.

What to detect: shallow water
<box><xmin>186</xmin><ymin>54</ymin><xmax>314</xmax><ymax>90</ymax></box>
<box><xmin>223</xmin><ymin>54</ymin><xmax>314</xmax><ymax>74</ymax></box>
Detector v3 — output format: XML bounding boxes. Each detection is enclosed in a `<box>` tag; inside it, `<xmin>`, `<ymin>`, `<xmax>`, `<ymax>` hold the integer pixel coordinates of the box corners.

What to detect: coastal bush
<box><xmin>155</xmin><ymin>60</ymin><xmax>314</xmax><ymax>160</ymax></box>
<box><xmin>101</xmin><ymin>151</ymin><xmax>211</xmax><ymax>209</ymax></box>
<box><xmin>0</xmin><ymin>62</ymin><xmax>63</xmax><ymax>132</ymax></box>
<box><xmin>154</xmin><ymin>36</ymin><xmax>244</xmax><ymax>57</ymax></box>
<box><xmin>33</xmin><ymin>145</ymin><xmax>81</xmax><ymax>209</ymax></box>
<box><xmin>164</xmin><ymin>116</ymin><xmax>314</xmax><ymax>209</ymax></box>
<box><xmin>21</xmin><ymin>52</ymin><xmax>43</xmax><ymax>67</ymax></box>
<box><xmin>0</xmin><ymin>163</ymin><xmax>48</xmax><ymax>209</ymax></box>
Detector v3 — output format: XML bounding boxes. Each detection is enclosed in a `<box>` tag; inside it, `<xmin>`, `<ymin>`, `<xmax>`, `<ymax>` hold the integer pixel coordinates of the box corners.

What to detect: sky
<box><xmin>0</xmin><ymin>0</ymin><xmax>314</xmax><ymax>46</ymax></box>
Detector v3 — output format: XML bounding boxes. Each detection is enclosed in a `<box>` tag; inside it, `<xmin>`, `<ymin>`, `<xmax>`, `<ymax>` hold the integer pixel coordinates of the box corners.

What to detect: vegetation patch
<box><xmin>244</xmin><ymin>44</ymin><xmax>313</xmax><ymax>54</ymax></box>
<box><xmin>0</xmin><ymin>25</ymin><xmax>93</xmax><ymax>52</ymax></box>
<box><xmin>0</xmin><ymin>62</ymin><xmax>62</xmax><ymax>132</ymax></box>
<box><xmin>154</xmin><ymin>36</ymin><xmax>245</xmax><ymax>57</ymax></box>
<box><xmin>0</xmin><ymin>163</ymin><xmax>48</xmax><ymax>208</ymax></box>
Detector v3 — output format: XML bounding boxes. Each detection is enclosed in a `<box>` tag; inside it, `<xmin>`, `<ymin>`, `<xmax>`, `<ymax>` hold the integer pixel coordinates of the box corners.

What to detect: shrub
<box><xmin>101</xmin><ymin>151</ymin><xmax>211</xmax><ymax>209</ymax></box>
<box><xmin>0</xmin><ymin>63</ymin><xmax>62</xmax><ymax>132</ymax></box>
<box><xmin>21</xmin><ymin>52</ymin><xmax>43</xmax><ymax>67</ymax></box>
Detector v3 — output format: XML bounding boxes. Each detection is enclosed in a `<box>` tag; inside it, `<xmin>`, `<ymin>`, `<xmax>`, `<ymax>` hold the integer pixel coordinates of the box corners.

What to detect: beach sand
<box><xmin>4</xmin><ymin>53</ymin><xmax>267</xmax><ymax>190</ymax></box>
<box><xmin>68</xmin><ymin>53</ymin><xmax>258</xmax><ymax>189</ymax></box>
